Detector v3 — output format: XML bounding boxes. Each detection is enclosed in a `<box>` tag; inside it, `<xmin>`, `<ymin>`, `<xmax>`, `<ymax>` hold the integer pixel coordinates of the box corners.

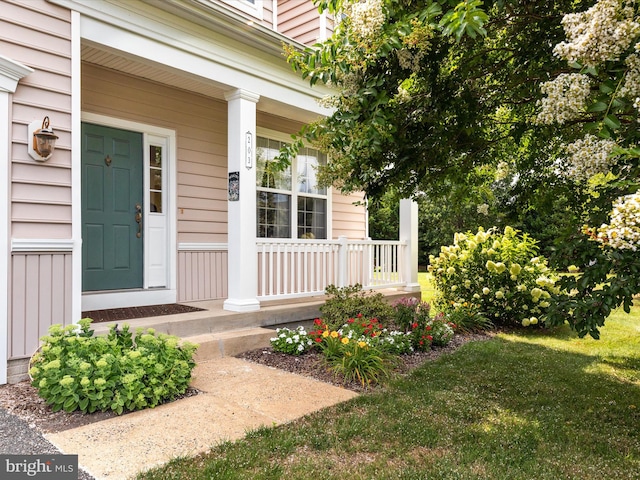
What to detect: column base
<box><xmin>402</xmin><ymin>283</ymin><xmax>422</xmax><ymax>293</ymax></box>
<box><xmin>223</xmin><ymin>298</ymin><xmax>261</xmax><ymax>312</ymax></box>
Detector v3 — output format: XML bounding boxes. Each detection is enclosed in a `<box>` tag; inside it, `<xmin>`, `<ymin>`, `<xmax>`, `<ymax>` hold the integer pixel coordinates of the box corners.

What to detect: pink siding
<box><xmin>1</xmin><ymin>0</ymin><xmax>73</xmax><ymax>238</ymax></box>
<box><xmin>82</xmin><ymin>64</ymin><xmax>229</xmax><ymax>244</ymax></box>
<box><xmin>332</xmin><ymin>191</ymin><xmax>367</xmax><ymax>239</ymax></box>
<box><xmin>10</xmin><ymin>253</ymin><xmax>73</xmax><ymax>359</ymax></box>
<box><xmin>177</xmin><ymin>250</ymin><xmax>228</xmax><ymax>301</ymax></box>
<box><xmin>277</xmin><ymin>0</ymin><xmax>323</xmax><ymax>45</ymax></box>
<box><xmin>2</xmin><ymin>1</ymin><xmax>73</xmax><ymax>361</ymax></box>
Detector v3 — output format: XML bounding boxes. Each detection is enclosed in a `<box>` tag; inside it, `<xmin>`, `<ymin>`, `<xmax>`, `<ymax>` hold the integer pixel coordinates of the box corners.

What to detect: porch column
<box><xmin>223</xmin><ymin>89</ymin><xmax>261</xmax><ymax>312</ymax></box>
<box><xmin>0</xmin><ymin>56</ymin><xmax>33</xmax><ymax>384</ymax></box>
<box><xmin>400</xmin><ymin>198</ymin><xmax>421</xmax><ymax>292</ymax></box>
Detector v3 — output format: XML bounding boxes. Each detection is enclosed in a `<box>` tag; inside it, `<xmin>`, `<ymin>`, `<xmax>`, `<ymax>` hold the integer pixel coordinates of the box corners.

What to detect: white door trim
<box><xmin>80</xmin><ymin>112</ymin><xmax>177</xmax><ymax>311</ymax></box>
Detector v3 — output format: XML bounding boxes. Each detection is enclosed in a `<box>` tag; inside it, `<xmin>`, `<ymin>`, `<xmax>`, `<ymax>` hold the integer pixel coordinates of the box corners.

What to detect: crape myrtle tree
<box><xmin>534</xmin><ymin>0</ymin><xmax>640</xmax><ymax>338</ymax></box>
<box><xmin>278</xmin><ymin>0</ymin><xmax>592</xmax><ymax>201</ymax></box>
<box><xmin>280</xmin><ymin>0</ymin><xmax>640</xmax><ymax>337</ymax></box>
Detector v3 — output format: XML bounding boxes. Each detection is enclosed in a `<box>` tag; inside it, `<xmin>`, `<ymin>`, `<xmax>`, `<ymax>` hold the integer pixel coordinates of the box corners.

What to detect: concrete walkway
<box><xmin>45</xmin><ymin>357</ymin><xmax>358</xmax><ymax>480</ymax></box>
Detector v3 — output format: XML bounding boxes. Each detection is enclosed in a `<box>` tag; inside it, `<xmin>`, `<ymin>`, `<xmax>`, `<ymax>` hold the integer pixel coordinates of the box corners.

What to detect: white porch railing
<box><xmin>257</xmin><ymin>237</ymin><xmax>407</xmax><ymax>301</ymax></box>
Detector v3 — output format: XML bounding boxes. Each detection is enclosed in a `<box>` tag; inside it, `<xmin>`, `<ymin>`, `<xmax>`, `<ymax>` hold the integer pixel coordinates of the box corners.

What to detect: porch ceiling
<box><xmin>81</xmin><ymin>43</ymin><xmax>318</xmax><ymax>123</ymax></box>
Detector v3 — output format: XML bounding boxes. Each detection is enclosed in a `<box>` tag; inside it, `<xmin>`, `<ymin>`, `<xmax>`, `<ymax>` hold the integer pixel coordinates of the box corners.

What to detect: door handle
<box><xmin>135</xmin><ymin>203</ymin><xmax>142</xmax><ymax>238</ymax></box>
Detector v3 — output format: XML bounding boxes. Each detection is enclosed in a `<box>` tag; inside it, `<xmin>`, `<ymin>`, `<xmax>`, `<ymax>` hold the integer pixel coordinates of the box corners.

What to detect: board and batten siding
<box><xmin>1</xmin><ymin>0</ymin><xmax>74</xmax><ymax>361</ymax></box>
<box><xmin>10</xmin><ymin>252</ymin><xmax>73</xmax><ymax>359</ymax></box>
<box><xmin>177</xmin><ymin>249</ymin><xmax>228</xmax><ymax>302</ymax></box>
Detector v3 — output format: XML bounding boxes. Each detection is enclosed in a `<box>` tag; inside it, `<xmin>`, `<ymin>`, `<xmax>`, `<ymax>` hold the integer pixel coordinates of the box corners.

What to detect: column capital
<box><xmin>0</xmin><ymin>55</ymin><xmax>33</xmax><ymax>93</ymax></box>
<box><xmin>224</xmin><ymin>89</ymin><xmax>260</xmax><ymax>104</ymax></box>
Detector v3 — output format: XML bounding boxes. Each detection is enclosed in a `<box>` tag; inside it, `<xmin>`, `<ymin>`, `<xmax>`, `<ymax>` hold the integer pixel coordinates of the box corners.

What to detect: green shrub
<box><xmin>29</xmin><ymin>318</ymin><xmax>198</xmax><ymax>415</ymax></box>
<box><xmin>441</xmin><ymin>304</ymin><xmax>493</xmax><ymax>333</ymax></box>
<box><xmin>319</xmin><ymin>284</ymin><xmax>395</xmax><ymax>329</ymax></box>
<box><xmin>270</xmin><ymin>326</ymin><xmax>314</xmax><ymax>355</ymax></box>
<box><xmin>429</xmin><ymin>226</ymin><xmax>560</xmax><ymax>328</ymax></box>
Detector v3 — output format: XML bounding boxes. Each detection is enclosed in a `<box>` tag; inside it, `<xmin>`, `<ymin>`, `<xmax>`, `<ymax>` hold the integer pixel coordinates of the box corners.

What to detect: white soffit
<box><xmin>54</xmin><ymin>0</ymin><xmax>332</xmax><ymax>123</ymax></box>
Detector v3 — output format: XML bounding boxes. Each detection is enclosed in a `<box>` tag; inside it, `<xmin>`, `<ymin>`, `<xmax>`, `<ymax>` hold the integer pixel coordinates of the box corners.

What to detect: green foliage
<box><xmin>270</xmin><ymin>326</ymin><xmax>314</xmax><ymax>355</ymax></box>
<box><xmin>547</xmin><ymin>233</ymin><xmax>640</xmax><ymax>339</ymax></box>
<box><xmin>29</xmin><ymin>318</ymin><xmax>197</xmax><ymax>415</ymax></box>
<box><xmin>430</xmin><ymin>226</ymin><xmax>560</xmax><ymax>328</ymax></box>
<box><xmin>327</xmin><ymin>339</ymin><xmax>395</xmax><ymax>388</ymax></box>
<box><xmin>319</xmin><ymin>284</ymin><xmax>395</xmax><ymax>329</ymax></box>
<box><xmin>441</xmin><ymin>303</ymin><xmax>493</xmax><ymax>333</ymax></box>
<box><xmin>428</xmin><ymin>313</ymin><xmax>457</xmax><ymax>347</ymax></box>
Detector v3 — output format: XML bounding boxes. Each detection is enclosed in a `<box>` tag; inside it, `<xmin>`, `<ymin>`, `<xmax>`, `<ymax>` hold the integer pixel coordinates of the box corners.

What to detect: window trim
<box><xmin>256</xmin><ymin>128</ymin><xmax>332</xmax><ymax>239</ymax></box>
<box><xmin>219</xmin><ymin>0</ymin><xmax>264</xmax><ymax>21</ymax></box>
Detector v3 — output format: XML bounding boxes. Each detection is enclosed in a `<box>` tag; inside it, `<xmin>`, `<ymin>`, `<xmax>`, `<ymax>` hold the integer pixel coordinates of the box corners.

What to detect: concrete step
<box><xmin>187</xmin><ymin>327</ymin><xmax>275</xmax><ymax>362</ymax></box>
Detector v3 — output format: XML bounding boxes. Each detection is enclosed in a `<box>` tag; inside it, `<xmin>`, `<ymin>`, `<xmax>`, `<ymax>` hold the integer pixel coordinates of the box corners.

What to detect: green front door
<box><xmin>82</xmin><ymin>123</ymin><xmax>143</xmax><ymax>291</ymax></box>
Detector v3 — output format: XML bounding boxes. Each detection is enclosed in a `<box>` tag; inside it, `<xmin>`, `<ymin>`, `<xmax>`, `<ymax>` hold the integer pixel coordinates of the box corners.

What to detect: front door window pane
<box><xmin>149</xmin><ymin>145</ymin><xmax>163</xmax><ymax>213</ymax></box>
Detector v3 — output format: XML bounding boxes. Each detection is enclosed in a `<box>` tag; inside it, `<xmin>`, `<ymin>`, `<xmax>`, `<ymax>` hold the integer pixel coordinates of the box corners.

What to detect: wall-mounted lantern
<box><xmin>28</xmin><ymin>116</ymin><xmax>58</xmax><ymax>162</ymax></box>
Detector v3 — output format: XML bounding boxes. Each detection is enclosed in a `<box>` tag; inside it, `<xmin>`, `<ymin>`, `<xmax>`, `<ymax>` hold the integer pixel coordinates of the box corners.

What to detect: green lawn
<box><xmin>138</xmin><ymin>299</ymin><xmax>640</xmax><ymax>480</ymax></box>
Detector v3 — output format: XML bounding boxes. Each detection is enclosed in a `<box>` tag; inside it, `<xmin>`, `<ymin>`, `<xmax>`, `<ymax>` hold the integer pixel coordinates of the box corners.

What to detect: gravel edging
<box><xmin>0</xmin><ymin>407</ymin><xmax>95</xmax><ymax>480</ymax></box>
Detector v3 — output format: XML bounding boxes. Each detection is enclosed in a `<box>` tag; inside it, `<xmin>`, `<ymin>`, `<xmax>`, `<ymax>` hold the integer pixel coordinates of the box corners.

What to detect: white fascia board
<box><xmin>49</xmin><ymin>0</ymin><xmax>333</xmax><ymax>116</ymax></box>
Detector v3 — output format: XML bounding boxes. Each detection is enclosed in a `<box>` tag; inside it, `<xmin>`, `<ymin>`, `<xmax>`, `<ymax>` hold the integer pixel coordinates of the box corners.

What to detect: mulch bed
<box><xmin>81</xmin><ymin>303</ymin><xmax>204</xmax><ymax>323</ymax></box>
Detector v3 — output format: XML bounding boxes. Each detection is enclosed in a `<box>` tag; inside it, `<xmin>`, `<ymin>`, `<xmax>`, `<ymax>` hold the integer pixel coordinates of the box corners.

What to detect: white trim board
<box><xmin>79</xmin><ymin>113</ymin><xmax>177</xmax><ymax>311</ymax></box>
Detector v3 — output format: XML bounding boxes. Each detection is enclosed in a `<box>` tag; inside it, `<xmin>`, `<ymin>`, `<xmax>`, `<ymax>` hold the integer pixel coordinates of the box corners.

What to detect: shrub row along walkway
<box><xmin>44</xmin><ymin>357</ymin><xmax>357</xmax><ymax>480</ymax></box>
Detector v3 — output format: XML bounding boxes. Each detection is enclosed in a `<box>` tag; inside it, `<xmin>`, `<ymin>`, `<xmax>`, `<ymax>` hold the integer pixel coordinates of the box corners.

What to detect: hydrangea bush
<box><xmin>30</xmin><ymin>319</ymin><xmax>197</xmax><ymax>415</ymax></box>
<box><xmin>429</xmin><ymin>226</ymin><xmax>560</xmax><ymax>328</ymax></box>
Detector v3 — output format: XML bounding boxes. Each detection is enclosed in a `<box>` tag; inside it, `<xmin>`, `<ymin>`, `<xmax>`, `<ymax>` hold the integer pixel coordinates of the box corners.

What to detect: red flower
<box><xmin>411</xmin><ymin>322</ymin><xmax>418</xmax><ymax>329</ymax></box>
<box><xmin>357</xmin><ymin>313</ymin><xmax>363</xmax><ymax>318</ymax></box>
<box><xmin>313</xmin><ymin>318</ymin><xmax>322</xmax><ymax>326</ymax></box>
<box><xmin>427</xmin><ymin>335</ymin><xmax>433</xmax><ymax>341</ymax></box>
<box><xmin>314</xmin><ymin>337</ymin><xmax>322</xmax><ymax>343</ymax></box>
<box><xmin>347</xmin><ymin>318</ymin><xmax>355</xmax><ymax>324</ymax></box>
<box><xmin>426</xmin><ymin>325</ymin><xmax>432</xmax><ymax>331</ymax></box>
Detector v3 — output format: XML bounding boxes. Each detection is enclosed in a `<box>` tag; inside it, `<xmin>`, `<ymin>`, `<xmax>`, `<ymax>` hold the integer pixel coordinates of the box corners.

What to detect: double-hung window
<box><xmin>256</xmin><ymin>136</ymin><xmax>327</xmax><ymax>239</ymax></box>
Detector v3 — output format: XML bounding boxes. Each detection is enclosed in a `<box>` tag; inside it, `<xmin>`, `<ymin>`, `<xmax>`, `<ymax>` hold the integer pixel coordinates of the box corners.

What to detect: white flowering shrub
<box><xmin>562</xmin><ymin>135</ymin><xmax>619</xmax><ymax>181</ymax></box>
<box><xmin>535</xmin><ymin>73</ymin><xmax>591</xmax><ymax>125</ymax></box>
<box><xmin>347</xmin><ymin>0</ymin><xmax>386</xmax><ymax>44</ymax></box>
<box><xmin>429</xmin><ymin>227</ymin><xmax>560</xmax><ymax>328</ymax></box>
<box><xmin>553</xmin><ymin>0</ymin><xmax>640</xmax><ymax>66</ymax></box>
<box><xmin>270</xmin><ymin>326</ymin><xmax>314</xmax><ymax>355</ymax></box>
<box><xmin>587</xmin><ymin>193</ymin><xmax>640</xmax><ymax>250</ymax></box>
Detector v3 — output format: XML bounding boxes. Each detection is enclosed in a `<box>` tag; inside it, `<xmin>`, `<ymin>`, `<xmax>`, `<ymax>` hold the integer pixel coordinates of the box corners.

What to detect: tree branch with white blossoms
<box><xmin>537</xmin><ymin>0</ymin><xmax>640</xmax><ymax>338</ymax></box>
